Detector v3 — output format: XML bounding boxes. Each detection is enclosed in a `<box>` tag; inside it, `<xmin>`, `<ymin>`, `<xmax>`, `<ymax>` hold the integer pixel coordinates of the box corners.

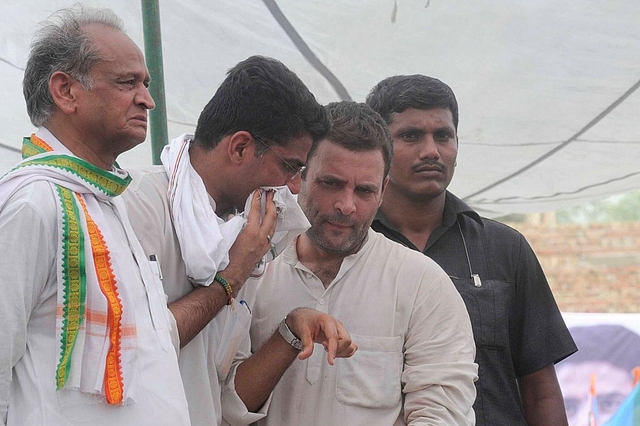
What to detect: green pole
<box><xmin>141</xmin><ymin>0</ymin><xmax>168</xmax><ymax>165</ymax></box>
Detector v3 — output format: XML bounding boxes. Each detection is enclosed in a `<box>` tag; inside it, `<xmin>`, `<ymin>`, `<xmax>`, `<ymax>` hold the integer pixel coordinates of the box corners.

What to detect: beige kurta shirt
<box><xmin>247</xmin><ymin>229</ymin><xmax>478</xmax><ymax>425</ymax></box>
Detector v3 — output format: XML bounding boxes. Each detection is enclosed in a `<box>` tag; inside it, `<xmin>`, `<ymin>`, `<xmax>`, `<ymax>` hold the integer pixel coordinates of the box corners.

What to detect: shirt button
<box><xmin>318</xmin><ymin>299</ymin><xmax>325</xmax><ymax>305</ymax></box>
<box><xmin>305</xmin><ymin>272</ymin><xmax>313</xmax><ymax>278</ymax></box>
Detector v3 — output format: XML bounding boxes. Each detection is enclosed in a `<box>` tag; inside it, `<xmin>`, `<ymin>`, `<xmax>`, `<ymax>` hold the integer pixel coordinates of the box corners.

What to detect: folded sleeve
<box><xmin>403</xmin><ymin>272</ymin><xmax>479</xmax><ymax>425</ymax></box>
<box><xmin>219</xmin><ymin>333</ymin><xmax>272</xmax><ymax>426</ymax></box>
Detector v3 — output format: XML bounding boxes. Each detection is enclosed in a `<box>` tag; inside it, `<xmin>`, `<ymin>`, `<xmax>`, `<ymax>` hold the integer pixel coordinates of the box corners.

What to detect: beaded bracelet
<box><xmin>214</xmin><ymin>274</ymin><xmax>233</xmax><ymax>300</ymax></box>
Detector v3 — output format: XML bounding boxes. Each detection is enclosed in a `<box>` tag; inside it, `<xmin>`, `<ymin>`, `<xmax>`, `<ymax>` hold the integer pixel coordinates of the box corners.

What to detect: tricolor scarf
<box><xmin>0</xmin><ymin>133</ymin><xmax>147</xmax><ymax>405</ymax></box>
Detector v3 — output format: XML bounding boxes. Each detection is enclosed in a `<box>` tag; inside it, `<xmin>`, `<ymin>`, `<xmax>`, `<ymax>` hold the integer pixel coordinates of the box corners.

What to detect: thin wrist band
<box><xmin>214</xmin><ymin>273</ymin><xmax>233</xmax><ymax>300</ymax></box>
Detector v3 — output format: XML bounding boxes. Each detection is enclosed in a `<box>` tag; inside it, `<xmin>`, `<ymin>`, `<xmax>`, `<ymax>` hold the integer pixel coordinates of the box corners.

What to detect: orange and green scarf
<box><xmin>5</xmin><ymin>135</ymin><xmax>132</xmax><ymax>404</ymax></box>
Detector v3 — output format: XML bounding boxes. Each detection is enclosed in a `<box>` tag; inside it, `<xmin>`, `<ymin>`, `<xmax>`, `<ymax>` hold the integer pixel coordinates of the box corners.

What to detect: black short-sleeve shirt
<box><xmin>372</xmin><ymin>191</ymin><xmax>577</xmax><ymax>426</ymax></box>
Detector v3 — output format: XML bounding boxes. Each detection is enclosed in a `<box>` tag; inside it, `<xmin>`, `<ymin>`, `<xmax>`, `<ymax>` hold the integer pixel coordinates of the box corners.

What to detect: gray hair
<box><xmin>23</xmin><ymin>5</ymin><xmax>125</xmax><ymax>127</ymax></box>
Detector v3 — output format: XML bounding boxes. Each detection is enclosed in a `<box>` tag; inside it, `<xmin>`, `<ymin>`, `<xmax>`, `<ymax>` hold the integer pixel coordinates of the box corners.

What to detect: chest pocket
<box><xmin>336</xmin><ymin>334</ymin><xmax>403</xmax><ymax>408</ymax></box>
<box><xmin>450</xmin><ymin>277</ymin><xmax>512</xmax><ymax>350</ymax></box>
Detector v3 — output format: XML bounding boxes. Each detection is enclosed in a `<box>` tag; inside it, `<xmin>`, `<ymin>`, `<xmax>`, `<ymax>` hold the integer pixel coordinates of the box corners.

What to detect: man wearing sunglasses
<box><xmin>123</xmin><ymin>56</ymin><xmax>357</xmax><ymax>426</ymax></box>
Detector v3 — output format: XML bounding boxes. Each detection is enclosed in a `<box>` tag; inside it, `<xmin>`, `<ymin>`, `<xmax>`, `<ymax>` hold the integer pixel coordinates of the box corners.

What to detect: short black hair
<box><xmin>366</xmin><ymin>74</ymin><xmax>459</xmax><ymax>130</ymax></box>
<box><xmin>194</xmin><ymin>55</ymin><xmax>329</xmax><ymax>152</ymax></box>
<box><xmin>306</xmin><ymin>101</ymin><xmax>393</xmax><ymax>179</ymax></box>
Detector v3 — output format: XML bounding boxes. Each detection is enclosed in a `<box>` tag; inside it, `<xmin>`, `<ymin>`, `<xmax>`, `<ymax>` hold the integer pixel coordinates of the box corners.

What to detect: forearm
<box><xmin>169</xmin><ymin>258</ymin><xmax>254</xmax><ymax>347</ymax></box>
<box><xmin>168</xmin><ymin>278</ymin><xmax>232</xmax><ymax>348</ymax></box>
<box><xmin>404</xmin><ymin>360</ymin><xmax>478</xmax><ymax>425</ymax></box>
<box><xmin>519</xmin><ymin>364</ymin><xmax>568</xmax><ymax>426</ymax></box>
<box><xmin>235</xmin><ymin>308</ymin><xmax>357</xmax><ymax>412</ymax></box>
<box><xmin>234</xmin><ymin>331</ymin><xmax>299</xmax><ymax>412</ymax></box>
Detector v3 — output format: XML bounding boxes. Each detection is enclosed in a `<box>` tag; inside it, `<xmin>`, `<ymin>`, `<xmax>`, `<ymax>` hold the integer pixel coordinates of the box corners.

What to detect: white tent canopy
<box><xmin>1</xmin><ymin>0</ymin><xmax>639</xmax><ymax>217</ymax></box>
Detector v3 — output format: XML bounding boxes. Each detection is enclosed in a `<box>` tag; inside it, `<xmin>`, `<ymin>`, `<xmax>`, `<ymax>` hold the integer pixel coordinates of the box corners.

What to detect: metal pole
<box><xmin>141</xmin><ymin>0</ymin><xmax>168</xmax><ymax>165</ymax></box>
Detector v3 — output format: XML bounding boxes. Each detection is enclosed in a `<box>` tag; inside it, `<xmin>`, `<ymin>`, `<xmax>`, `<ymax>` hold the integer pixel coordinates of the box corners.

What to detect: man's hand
<box><xmin>220</xmin><ymin>189</ymin><xmax>277</xmax><ymax>293</ymax></box>
<box><xmin>235</xmin><ymin>307</ymin><xmax>357</xmax><ymax>412</ymax></box>
<box><xmin>286</xmin><ymin>307</ymin><xmax>358</xmax><ymax>365</ymax></box>
<box><xmin>169</xmin><ymin>189</ymin><xmax>278</xmax><ymax>348</ymax></box>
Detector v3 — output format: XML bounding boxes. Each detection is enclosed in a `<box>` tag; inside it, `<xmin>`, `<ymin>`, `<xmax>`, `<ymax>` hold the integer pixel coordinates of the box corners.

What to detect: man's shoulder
<box><xmin>367</xmin><ymin>230</ymin><xmax>448</xmax><ymax>275</ymax></box>
<box><xmin>465</xmin><ymin>214</ymin><xmax>526</xmax><ymax>242</ymax></box>
<box><xmin>0</xmin><ymin>179</ymin><xmax>58</xmax><ymax>216</ymax></box>
<box><xmin>123</xmin><ymin>165</ymin><xmax>168</xmax><ymax>202</ymax></box>
<box><xmin>126</xmin><ymin>165</ymin><xmax>168</xmax><ymax>189</ymax></box>
<box><xmin>367</xmin><ymin>228</ymin><xmax>416</xmax><ymax>253</ymax></box>
<box><xmin>460</xmin><ymin>216</ymin><xmax>540</xmax><ymax>270</ymax></box>
<box><xmin>121</xmin><ymin>165</ymin><xmax>171</xmax><ymax>229</ymax></box>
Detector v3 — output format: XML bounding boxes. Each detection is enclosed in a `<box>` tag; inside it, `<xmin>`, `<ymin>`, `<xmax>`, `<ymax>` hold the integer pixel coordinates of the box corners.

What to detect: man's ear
<box><xmin>226</xmin><ymin>131</ymin><xmax>255</xmax><ymax>165</ymax></box>
<box><xmin>49</xmin><ymin>71</ymin><xmax>79</xmax><ymax>115</ymax></box>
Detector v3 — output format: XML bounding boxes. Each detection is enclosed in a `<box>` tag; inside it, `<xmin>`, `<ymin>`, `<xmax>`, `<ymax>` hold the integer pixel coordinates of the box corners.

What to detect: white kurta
<box><xmin>0</xmin><ymin>155</ymin><xmax>191</xmax><ymax>425</ymax></box>
<box><xmin>248</xmin><ymin>229</ymin><xmax>478</xmax><ymax>426</ymax></box>
<box><xmin>123</xmin><ymin>165</ymin><xmax>268</xmax><ymax>426</ymax></box>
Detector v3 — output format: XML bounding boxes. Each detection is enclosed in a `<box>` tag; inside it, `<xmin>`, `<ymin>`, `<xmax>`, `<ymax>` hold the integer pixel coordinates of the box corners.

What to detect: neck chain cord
<box><xmin>457</xmin><ymin>221</ymin><xmax>482</xmax><ymax>287</ymax></box>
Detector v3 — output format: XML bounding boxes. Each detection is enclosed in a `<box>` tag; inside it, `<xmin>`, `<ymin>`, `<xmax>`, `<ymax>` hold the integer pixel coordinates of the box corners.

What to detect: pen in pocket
<box><xmin>149</xmin><ymin>254</ymin><xmax>163</xmax><ymax>280</ymax></box>
<box><xmin>239</xmin><ymin>299</ymin><xmax>251</xmax><ymax>314</ymax></box>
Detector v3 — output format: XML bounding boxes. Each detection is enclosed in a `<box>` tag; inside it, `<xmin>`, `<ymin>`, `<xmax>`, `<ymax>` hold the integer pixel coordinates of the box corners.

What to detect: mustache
<box><xmin>323</xmin><ymin>213</ymin><xmax>356</xmax><ymax>226</ymax></box>
<box><xmin>412</xmin><ymin>160</ymin><xmax>445</xmax><ymax>173</ymax></box>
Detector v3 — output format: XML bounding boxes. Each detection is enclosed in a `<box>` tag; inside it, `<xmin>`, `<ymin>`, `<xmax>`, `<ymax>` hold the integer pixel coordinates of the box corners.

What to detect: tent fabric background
<box><xmin>1</xmin><ymin>0</ymin><xmax>639</xmax><ymax>217</ymax></box>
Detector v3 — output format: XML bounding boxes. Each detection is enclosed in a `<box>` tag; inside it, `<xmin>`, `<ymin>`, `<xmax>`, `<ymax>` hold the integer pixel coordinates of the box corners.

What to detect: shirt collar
<box><xmin>442</xmin><ymin>191</ymin><xmax>483</xmax><ymax>227</ymax></box>
<box><xmin>282</xmin><ymin>230</ymin><xmax>373</xmax><ymax>272</ymax></box>
<box><xmin>373</xmin><ymin>191</ymin><xmax>484</xmax><ymax>231</ymax></box>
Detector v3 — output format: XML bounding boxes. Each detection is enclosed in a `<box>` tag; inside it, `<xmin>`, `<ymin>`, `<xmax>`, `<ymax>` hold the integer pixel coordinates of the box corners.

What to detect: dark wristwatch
<box><xmin>278</xmin><ymin>316</ymin><xmax>303</xmax><ymax>351</ymax></box>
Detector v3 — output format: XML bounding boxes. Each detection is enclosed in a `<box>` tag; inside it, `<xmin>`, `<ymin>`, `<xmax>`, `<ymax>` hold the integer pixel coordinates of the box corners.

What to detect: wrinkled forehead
<box><xmin>309</xmin><ymin>139</ymin><xmax>385</xmax><ymax>180</ymax></box>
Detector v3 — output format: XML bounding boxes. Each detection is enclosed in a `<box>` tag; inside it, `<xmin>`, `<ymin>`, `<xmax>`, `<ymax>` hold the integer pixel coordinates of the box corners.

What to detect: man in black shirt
<box><xmin>367</xmin><ymin>75</ymin><xmax>577</xmax><ymax>426</ymax></box>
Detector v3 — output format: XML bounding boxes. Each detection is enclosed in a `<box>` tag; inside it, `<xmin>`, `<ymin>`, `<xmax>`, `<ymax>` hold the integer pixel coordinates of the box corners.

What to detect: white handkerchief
<box><xmin>161</xmin><ymin>134</ymin><xmax>310</xmax><ymax>284</ymax></box>
<box><xmin>243</xmin><ymin>186</ymin><xmax>310</xmax><ymax>277</ymax></box>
